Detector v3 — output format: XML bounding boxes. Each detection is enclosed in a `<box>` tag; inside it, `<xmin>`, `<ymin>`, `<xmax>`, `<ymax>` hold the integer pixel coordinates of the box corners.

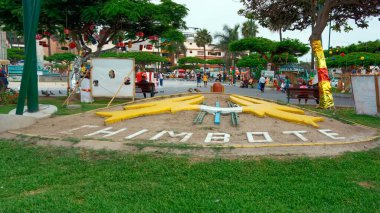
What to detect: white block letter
<box><xmin>283</xmin><ymin>131</ymin><xmax>308</xmax><ymax>142</ymax></box>
<box><xmin>204</xmin><ymin>133</ymin><xmax>230</xmax><ymax>143</ymax></box>
<box><xmin>150</xmin><ymin>131</ymin><xmax>193</xmax><ymax>142</ymax></box>
<box><xmin>125</xmin><ymin>129</ymin><xmax>148</xmax><ymax>140</ymax></box>
<box><xmin>318</xmin><ymin>129</ymin><xmax>345</xmax><ymax>140</ymax></box>
<box><xmin>60</xmin><ymin>125</ymin><xmax>99</xmax><ymax>135</ymax></box>
<box><xmin>85</xmin><ymin>127</ymin><xmax>127</xmax><ymax>137</ymax></box>
<box><xmin>247</xmin><ymin>132</ymin><xmax>273</xmax><ymax>143</ymax></box>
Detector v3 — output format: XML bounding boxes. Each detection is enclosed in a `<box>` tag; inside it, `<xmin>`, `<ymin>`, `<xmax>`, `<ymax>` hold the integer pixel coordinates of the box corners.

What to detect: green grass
<box><xmin>0</xmin><ymin>139</ymin><xmax>379</xmax><ymax>212</ymax></box>
<box><xmin>0</xmin><ymin>97</ymin><xmax>129</xmax><ymax>115</ymax></box>
<box><xmin>301</xmin><ymin>106</ymin><xmax>380</xmax><ymax>129</ymax></box>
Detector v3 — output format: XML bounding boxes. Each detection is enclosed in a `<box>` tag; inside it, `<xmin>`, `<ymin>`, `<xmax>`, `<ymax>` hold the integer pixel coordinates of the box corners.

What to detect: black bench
<box><xmin>287</xmin><ymin>88</ymin><xmax>319</xmax><ymax>104</ymax></box>
<box><xmin>135</xmin><ymin>82</ymin><xmax>157</xmax><ymax>98</ymax></box>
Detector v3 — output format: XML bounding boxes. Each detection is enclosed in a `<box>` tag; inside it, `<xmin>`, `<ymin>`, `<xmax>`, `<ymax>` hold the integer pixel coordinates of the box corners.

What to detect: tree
<box><xmin>236</xmin><ymin>53</ymin><xmax>266</xmax><ymax>71</ymax></box>
<box><xmin>100</xmin><ymin>52</ymin><xmax>167</xmax><ymax>71</ymax></box>
<box><xmin>207</xmin><ymin>59</ymin><xmax>225</xmax><ymax>66</ymax></box>
<box><xmin>194</xmin><ymin>29</ymin><xmax>212</xmax><ymax>73</ymax></box>
<box><xmin>45</xmin><ymin>53</ymin><xmax>77</xmax><ymax>74</ymax></box>
<box><xmin>325</xmin><ymin>40</ymin><xmax>380</xmax><ymax>56</ymax></box>
<box><xmin>0</xmin><ymin>0</ymin><xmax>188</xmax><ymax>56</ymax></box>
<box><xmin>45</xmin><ymin>53</ymin><xmax>77</xmax><ymax>63</ymax></box>
<box><xmin>7</xmin><ymin>48</ymin><xmax>24</xmax><ymax>64</ymax></box>
<box><xmin>242</xmin><ymin>18</ymin><xmax>259</xmax><ymax>38</ymax></box>
<box><xmin>229</xmin><ymin>37</ymin><xmax>309</xmax><ymax>69</ymax></box>
<box><xmin>160</xmin><ymin>29</ymin><xmax>187</xmax><ymax>64</ymax></box>
<box><xmin>177</xmin><ymin>56</ymin><xmax>205</xmax><ymax>68</ymax></box>
<box><xmin>239</xmin><ymin>0</ymin><xmax>380</xmax><ymax>108</ymax></box>
<box><xmin>326</xmin><ymin>52</ymin><xmax>380</xmax><ymax>68</ymax></box>
<box><xmin>214</xmin><ymin>24</ymin><xmax>240</xmax><ymax>75</ymax></box>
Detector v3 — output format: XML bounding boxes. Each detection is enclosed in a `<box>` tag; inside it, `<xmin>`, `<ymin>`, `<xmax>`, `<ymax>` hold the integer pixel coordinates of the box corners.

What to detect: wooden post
<box><xmin>106</xmin><ymin>69</ymin><xmax>133</xmax><ymax>108</ymax></box>
<box><xmin>375</xmin><ymin>75</ymin><xmax>380</xmax><ymax>114</ymax></box>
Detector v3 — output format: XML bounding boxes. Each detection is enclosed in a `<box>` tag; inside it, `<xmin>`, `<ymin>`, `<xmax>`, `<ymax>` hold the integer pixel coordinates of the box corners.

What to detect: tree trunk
<box><xmin>310</xmin><ymin>32</ymin><xmax>334</xmax><ymax>109</ymax></box>
<box><xmin>47</xmin><ymin>36</ymin><xmax>51</xmax><ymax>57</ymax></box>
<box><xmin>279</xmin><ymin>28</ymin><xmax>282</xmax><ymax>42</ymax></box>
<box><xmin>203</xmin><ymin>45</ymin><xmax>206</xmax><ymax>73</ymax></box>
<box><xmin>309</xmin><ymin>1</ymin><xmax>335</xmax><ymax>109</ymax></box>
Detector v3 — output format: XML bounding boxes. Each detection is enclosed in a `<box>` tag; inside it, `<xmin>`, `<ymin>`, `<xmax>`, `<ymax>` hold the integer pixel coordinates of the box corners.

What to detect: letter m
<box><xmin>150</xmin><ymin>131</ymin><xmax>193</xmax><ymax>142</ymax></box>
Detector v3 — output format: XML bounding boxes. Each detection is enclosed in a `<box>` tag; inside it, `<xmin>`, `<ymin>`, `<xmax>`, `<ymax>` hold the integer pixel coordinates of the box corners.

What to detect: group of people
<box><xmin>196</xmin><ymin>72</ymin><xmax>208</xmax><ymax>87</ymax></box>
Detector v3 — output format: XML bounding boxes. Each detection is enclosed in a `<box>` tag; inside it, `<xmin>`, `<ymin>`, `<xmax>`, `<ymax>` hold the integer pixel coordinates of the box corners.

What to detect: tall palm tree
<box><xmin>242</xmin><ymin>19</ymin><xmax>259</xmax><ymax>38</ymax></box>
<box><xmin>214</xmin><ymin>24</ymin><xmax>240</xmax><ymax>76</ymax></box>
<box><xmin>194</xmin><ymin>29</ymin><xmax>212</xmax><ymax>73</ymax></box>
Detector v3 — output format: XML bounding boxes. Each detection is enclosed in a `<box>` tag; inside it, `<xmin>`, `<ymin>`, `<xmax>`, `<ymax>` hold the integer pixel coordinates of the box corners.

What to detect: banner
<box><xmin>91</xmin><ymin>58</ymin><xmax>135</xmax><ymax>98</ymax></box>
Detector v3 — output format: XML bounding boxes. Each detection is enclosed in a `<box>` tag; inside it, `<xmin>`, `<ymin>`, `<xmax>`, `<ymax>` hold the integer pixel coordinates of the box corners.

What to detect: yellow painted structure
<box><xmin>230</xmin><ymin>95</ymin><xmax>324</xmax><ymax>127</ymax></box>
<box><xmin>312</xmin><ymin>40</ymin><xmax>334</xmax><ymax>108</ymax></box>
<box><xmin>96</xmin><ymin>95</ymin><xmax>204</xmax><ymax>124</ymax></box>
<box><xmin>96</xmin><ymin>94</ymin><xmax>324</xmax><ymax>127</ymax></box>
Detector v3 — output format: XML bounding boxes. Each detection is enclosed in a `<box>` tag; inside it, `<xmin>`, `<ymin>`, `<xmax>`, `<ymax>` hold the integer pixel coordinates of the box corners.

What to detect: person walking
<box><xmin>0</xmin><ymin>68</ymin><xmax>9</xmax><ymax>91</ymax></box>
<box><xmin>259</xmin><ymin>75</ymin><xmax>266</xmax><ymax>92</ymax></box>
<box><xmin>203</xmin><ymin>73</ymin><xmax>208</xmax><ymax>87</ymax></box>
<box><xmin>285</xmin><ymin>76</ymin><xmax>290</xmax><ymax>91</ymax></box>
<box><xmin>196</xmin><ymin>72</ymin><xmax>201</xmax><ymax>87</ymax></box>
<box><xmin>159</xmin><ymin>72</ymin><xmax>164</xmax><ymax>87</ymax></box>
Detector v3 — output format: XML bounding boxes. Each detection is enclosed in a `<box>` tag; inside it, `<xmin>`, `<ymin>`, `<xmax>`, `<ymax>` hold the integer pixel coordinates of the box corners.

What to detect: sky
<box><xmin>169</xmin><ymin>0</ymin><xmax>380</xmax><ymax>61</ymax></box>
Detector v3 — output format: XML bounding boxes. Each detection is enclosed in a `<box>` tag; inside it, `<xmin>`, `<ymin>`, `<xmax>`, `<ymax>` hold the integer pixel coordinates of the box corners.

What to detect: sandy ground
<box><xmin>8</xmin><ymin>93</ymin><xmax>377</xmax><ymax>148</ymax></box>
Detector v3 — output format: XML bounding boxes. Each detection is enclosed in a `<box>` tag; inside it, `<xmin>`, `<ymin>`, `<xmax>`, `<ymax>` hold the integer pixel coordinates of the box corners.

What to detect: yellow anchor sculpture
<box><xmin>96</xmin><ymin>95</ymin><xmax>204</xmax><ymax>124</ymax></box>
<box><xmin>230</xmin><ymin>95</ymin><xmax>324</xmax><ymax>127</ymax></box>
<box><xmin>96</xmin><ymin>94</ymin><xmax>324</xmax><ymax>127</ymax></box>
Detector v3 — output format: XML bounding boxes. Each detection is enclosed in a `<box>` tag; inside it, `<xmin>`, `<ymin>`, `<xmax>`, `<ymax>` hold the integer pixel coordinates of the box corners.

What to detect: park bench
<box><xmin>135</xmin><ymin>82</ymin><xmax>157</xmax><ymax>98</ymax></box>
<box><xmin>286</xmin><ymin>87</ymin><xmax>319</xmax><ymax>104</ymax></box>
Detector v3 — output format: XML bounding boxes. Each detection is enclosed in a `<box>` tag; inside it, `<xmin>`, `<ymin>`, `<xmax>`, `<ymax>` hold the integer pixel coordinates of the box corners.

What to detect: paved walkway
<box><xmin>153</xmin><ymin>79</ymin><xmax>354</xmax><ymax>107</ymax></box>
<box><xmin>9</xmin><ymin>79</ymin><xmax>354</xmax><ymax>107</ymax></box>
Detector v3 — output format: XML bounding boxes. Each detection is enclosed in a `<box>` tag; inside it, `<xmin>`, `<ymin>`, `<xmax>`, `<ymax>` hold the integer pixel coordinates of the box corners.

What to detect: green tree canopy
<box><xmin>325</xmin><ymin>40</ymin><xmax>380</xmax><ymax>56</ymax></box>
<box><xmin>45</xmin><ymin>53</ymin><xmax>77</xmax><ymax>63</ymax></box>
<box><xmin>160</xmin><ymin>29</ymin><xmax>186</xmax><ymax>60</ymax></box>
<box><xmin>236</xmin><ymin>53</ymin><xmax>266</xmax><ymax>68</ymax></box>
<box><xmin>100</xmin><ymin>52</ymin><xmax>168</xmax><ymax>70</ymax></box>
<box><xmin>230</xmin><ymin>37</ymin><xmax>309</xmax><ymax>63</ymax></box>
<box><xmin>177</xmin><ymin>56</ymin><xmax>205</xmax><ymax>66</ymax></box>
<box><xmin>171</xmin><ymin>64</ymin><xmax>196</xmax><ymax>70</ymax></box>
<box><xmin>207</xmin><ymin>59</ymin><xmax>225</xmax><ymax>65</ymax></box>
<box><xmin>0</xmin><ymin>0</ymin><xmax>188</xmax><ymax>56</ymax></box>
<box><xmin>239</xmin><ymin>0</ymin><xmax>380</xmax><ymax>41</ymax></box>
<box><xmin>326</xmin><ymin>52</ymin><xmax>380</xmax><ymax>68</ymax></box>
<box><xmin>7</xmin><ymin>48</ymin><xmax>24</xmax><ymax>64</ymax></box>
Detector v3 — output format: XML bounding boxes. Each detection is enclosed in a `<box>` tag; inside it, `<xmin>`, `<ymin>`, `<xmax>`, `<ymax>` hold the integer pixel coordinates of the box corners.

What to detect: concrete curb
<box><xmin>0</xmin><ymin>115</ymin><xmax>37</xmax><ymax>133</ymax></box>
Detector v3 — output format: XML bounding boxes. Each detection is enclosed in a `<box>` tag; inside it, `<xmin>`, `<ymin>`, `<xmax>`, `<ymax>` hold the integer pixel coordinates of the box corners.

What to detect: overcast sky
<box><xmin>170</xmin><ymin>0</ymin><xmax>380</xmax><ymax>61</ymax></box>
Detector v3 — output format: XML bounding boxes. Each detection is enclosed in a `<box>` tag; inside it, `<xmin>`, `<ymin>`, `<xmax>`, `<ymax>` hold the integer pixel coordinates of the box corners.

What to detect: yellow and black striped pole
<box><xmin>312</xmin><ymin>40</ymin><xmax>334</xmax><ymax>109</ymax></box>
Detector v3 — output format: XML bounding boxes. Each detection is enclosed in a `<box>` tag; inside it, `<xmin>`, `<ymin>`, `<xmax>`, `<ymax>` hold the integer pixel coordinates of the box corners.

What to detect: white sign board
<box><xmin>91</xmin><ymin>58</ymin><xmax>135</xmax><ymax>98</ymax></box>
<box><xmin>351</xmin><ymin>75</ymin><xmax>380</xmax><ymax>115</ymax></box>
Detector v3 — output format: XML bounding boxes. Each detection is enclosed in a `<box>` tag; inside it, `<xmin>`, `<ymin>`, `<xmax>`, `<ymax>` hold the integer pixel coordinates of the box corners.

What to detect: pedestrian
<box><xmin>203</xmin><ymin>73</ymin><xmax>208</xmax><ymax>87</ymax></box>
<box><xmin>0</xmin><ymin>67</ymin><xmax>9</xmax><ymax>91</ymax></box>
<box><xmin>159</xmin><ymin>72</ymin><xmax>164</xmax><ymax>87</ymax></box>
<box><xmin>196</xmin><ymin>72</ymin><xmax>201</xmax><ymax>87</ymax></box>
<box><xmin>285</xmin><ymin>76</ymin><xmax>290</xmax><ymax>91</ymax></box>
<box><xmin>259</xmin><ymin>75</ymin><xmax>266</xmax><ymax>92</ymax></box>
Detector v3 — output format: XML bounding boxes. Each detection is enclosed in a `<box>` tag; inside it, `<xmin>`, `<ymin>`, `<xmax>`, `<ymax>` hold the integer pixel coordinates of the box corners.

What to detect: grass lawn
<box><xmin>0</xmin><ymin>97</ymin><xmax>129</xmax><ymax>115</ymax></box>
<box><xmin>0</xmin><ymin>139</ymin><xmax>379</xmax><ymax>212</ymax></box>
